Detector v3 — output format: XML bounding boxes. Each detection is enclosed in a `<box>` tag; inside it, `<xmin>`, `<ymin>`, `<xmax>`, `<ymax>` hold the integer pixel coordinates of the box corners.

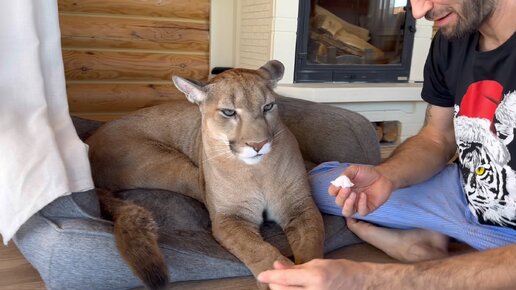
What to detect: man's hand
<box><xmin>328</xmin><ymin>164</ymin><xmax>395</xmax><ymax>217</ymax></box>
<box><xmin>257</xmin><ymin>259</ymin><xmax>374</xmax><ymax>290</ymax></box>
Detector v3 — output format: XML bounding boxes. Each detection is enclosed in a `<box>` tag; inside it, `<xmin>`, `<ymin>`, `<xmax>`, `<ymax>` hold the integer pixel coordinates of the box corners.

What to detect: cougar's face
<box><xmin>172</xmin><ymin>60</ymin><xmax>286</xmax><ymax>166</ymax></box>
<box><xmin>202</xmin><ymin>71</ymin><xmax>281</xmax><ymax>165</ymax></box>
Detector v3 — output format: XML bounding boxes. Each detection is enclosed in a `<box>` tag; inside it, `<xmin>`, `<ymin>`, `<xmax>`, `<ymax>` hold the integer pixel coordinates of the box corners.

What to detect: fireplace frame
<box><xmin>294</xmin><ymin>0</ymin><xmax>417</xmax><ymax>83</ymax></box>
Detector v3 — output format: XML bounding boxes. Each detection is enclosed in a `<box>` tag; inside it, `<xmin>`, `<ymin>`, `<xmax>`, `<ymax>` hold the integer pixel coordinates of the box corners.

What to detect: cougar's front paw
<box><xmin>275</xmin><ymin>255</ymin><xmax>295</xmax><ymax>267</ymax></box>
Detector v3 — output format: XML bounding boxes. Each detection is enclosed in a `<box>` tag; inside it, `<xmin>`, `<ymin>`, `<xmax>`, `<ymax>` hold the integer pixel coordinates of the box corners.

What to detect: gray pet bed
<box><xmin>14</xmin><ymin>96</ymin><xmax>381</xmax><ymax>290</ymax></box>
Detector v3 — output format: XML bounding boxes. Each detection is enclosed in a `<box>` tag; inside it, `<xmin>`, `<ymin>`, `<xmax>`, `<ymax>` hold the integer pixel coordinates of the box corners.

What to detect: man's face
<box><xmin>410</xmin><ymin>0</ymin><xmax>496</xmax><ymax>40</ymax></box>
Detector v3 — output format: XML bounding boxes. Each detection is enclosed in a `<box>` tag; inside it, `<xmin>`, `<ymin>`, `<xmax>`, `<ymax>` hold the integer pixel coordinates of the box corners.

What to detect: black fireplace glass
<box><xmin>295</xmin><ymin>0</ymin><xmax>416</xmax><ymax>83</ymax></box>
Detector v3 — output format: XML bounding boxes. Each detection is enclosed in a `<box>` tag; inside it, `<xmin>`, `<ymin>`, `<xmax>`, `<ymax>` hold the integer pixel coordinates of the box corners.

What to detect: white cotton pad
<box><xmin>331</xmin><ymin>175</ymin><xmax>354</xmax><ymax>188</ymax></box>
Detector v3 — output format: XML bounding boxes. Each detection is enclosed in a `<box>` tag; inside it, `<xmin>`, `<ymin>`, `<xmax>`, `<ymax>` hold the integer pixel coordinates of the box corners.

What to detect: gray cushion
<box><xmin>15</xmin><ymin>96</ymin><xmax>381</xmax><ymax>290</ymax></box>
<box><xmin>278</xmin><ymin>96</ymin><xmax>381</xmax><ymax>165</ymax></box>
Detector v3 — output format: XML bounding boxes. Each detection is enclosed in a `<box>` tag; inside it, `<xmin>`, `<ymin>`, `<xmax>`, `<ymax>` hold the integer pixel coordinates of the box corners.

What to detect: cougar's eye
<box><xmin>263</xmin><ymin>102</ymin><xmax>275</xmax><ymax>113</ymax></box>
<box><xmin>220</xmin><ymin>109</ymin><xmax>236</xmax><ymax>118</ymax></box>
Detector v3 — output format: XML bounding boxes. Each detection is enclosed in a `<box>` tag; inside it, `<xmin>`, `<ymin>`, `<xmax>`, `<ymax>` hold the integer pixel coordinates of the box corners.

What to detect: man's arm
<box><xmin>376</xmin><ymin>104</ymin><xmax>457</xmax><ymax>189</ymax></box>
<box><xmin>259</xmin><ymin>244</ymin><xmax>516</xmax><ymax>289</ymax></box>
<box><xmin>379</xmin><ymin>243</ymin><xmax>516</xmax><ymax>289</ymax></box>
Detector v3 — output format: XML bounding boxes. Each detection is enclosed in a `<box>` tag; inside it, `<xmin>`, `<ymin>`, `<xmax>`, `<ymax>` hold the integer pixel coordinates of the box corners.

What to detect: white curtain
<box><xmin>0</xmin><ymin>0</ymin><xmax>94</xmax><ymax>244</ymax></box>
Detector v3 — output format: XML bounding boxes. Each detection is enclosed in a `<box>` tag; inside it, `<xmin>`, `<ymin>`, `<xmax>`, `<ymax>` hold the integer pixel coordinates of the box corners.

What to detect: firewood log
<box><xmin>314</xmin><ymin>5</ymin><xmax>370</xmax><ymax>41</ymax></box>
<box><xmin>312</xmin><ymin>15</ymin><xmax>384</xmax><ymax>59</ymax></box>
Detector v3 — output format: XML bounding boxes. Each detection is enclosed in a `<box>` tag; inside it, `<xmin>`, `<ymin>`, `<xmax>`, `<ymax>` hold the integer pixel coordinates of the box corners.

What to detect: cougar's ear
<box><xmin>259</xmin><ymin>60</ymin><xmax>284</xmax><ymax>86</ymax></box>
<box><xmin>172</xmin><ymin>76</ymin><xmax>207</xmax><ymax>104</ymax></box>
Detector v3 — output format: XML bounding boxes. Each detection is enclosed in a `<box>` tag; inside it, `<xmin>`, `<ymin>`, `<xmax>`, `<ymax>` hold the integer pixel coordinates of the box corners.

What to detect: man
<box><xmin>258</xmin><ymin>0</ymin><xmax>516</xmax><ymax>288</ymax></box>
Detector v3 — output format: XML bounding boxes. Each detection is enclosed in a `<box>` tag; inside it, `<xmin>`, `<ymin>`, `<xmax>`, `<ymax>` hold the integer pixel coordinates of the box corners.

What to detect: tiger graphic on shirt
<box><xmin>454</xmin><ymin>80</ymin><xmax>516</xmax><ymax>229</ymax></box>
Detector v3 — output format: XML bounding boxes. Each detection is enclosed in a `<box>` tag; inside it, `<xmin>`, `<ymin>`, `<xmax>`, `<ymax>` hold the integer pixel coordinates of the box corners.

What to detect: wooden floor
<box><xmin>0</xmin><ymin>242</ymin><xmax>46</xmax><ymax>290</ymax></box>
<box><xmin>0</xmin><ymin>241</ymin><xmax>473</xmax><ymax>290</ymax></box>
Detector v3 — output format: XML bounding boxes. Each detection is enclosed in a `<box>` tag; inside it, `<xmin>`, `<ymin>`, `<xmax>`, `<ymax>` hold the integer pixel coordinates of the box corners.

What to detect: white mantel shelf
<box><xmin>276</xmin><ymin>82</ymin><xmax>424</xmax><ymax>103</ymax></box>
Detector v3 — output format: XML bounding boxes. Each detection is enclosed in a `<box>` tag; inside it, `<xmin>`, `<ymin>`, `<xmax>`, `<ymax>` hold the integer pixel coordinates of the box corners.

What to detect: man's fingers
<box><xmin>357</xmin><ymin>192</ymin><xmax>369</xmax><ymax>216</ymax></box>
<box><xmin>342</xmin><ymin>192</ymin><xmax>357</xmax><ymax>217</ymax></box>
<box><xmin>269</xmin><ymin>284</ymin><xmax>303</xmax><ymax>290</ymax></box>
<box><xmin>328</xmin><ymin>184</ymin><xmax>339</xmax><ymax>196</ymax></box>
<box><xmin>345</xmin><ymin>217</ymin><xmax>358</xmax><ymax>232</ymax></box>
<box><xmin>334</xmin><ymin>187</ymin><xmax>352</xmax><ymax>207</ymax></box>
<box><xmin>345</xmin><ymin>217</ymin><xmax>357</xmax><ymax>225</ymax></box>
<box><xmin>258</xmin><ymin>268</ymin><xmax>309</xmax><ymax>286</ymax></box>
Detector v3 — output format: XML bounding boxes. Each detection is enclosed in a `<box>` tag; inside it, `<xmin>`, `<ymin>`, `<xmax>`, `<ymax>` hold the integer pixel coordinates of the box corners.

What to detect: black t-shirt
<box><xmin>422</xmin><ymin>30</ymin><xmax>516</xmax><ymax>229</ymax></box>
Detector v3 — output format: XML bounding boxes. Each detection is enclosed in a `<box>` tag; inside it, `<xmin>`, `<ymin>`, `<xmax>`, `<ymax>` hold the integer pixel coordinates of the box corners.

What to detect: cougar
<box><xmin>86</xmin><ymin>60</ymin><xmax>325</xmax><ymax>289</ymax></box>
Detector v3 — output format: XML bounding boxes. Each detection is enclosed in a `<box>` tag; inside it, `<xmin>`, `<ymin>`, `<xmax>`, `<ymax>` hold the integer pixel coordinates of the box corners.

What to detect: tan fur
<box><xmin>86</xmin><ymin>60</ymin><xmax>325</xmax><ymax>290</ymax></box>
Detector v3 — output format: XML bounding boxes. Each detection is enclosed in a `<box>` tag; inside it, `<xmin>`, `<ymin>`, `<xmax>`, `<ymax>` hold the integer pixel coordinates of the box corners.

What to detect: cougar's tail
<box><xmin>96</xmin><ymin>189</ymin><xmax>169</xmax><ymax>290</ymax></box>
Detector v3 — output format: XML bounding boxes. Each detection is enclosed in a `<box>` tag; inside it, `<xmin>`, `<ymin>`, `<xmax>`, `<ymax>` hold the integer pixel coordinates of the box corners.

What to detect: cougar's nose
<box><xmin>246</xmin><ymin>139</ymin><xmax>268</xmax><ymax>152</ymax></box>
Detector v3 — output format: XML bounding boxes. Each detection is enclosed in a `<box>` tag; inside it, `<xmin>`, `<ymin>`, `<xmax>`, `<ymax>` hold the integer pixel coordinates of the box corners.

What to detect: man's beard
<box><xmin>427</xmin><ymin>0</ymin><xmax>497</xmax><ymax>40</ymax></box>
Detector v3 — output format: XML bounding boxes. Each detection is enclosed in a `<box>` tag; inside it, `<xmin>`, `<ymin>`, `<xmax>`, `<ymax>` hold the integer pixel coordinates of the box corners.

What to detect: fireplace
<box><xmin>295</xmin><ymin>0</ymin><xmax>416</xmax><ymax>83</ymax></box>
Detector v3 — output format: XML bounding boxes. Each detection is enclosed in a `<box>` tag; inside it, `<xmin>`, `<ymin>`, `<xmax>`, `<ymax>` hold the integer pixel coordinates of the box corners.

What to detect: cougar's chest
<box><xmin>206</xmin><ymin>160</ymin><xmax>295</xmax><ymax>212</ymax></box>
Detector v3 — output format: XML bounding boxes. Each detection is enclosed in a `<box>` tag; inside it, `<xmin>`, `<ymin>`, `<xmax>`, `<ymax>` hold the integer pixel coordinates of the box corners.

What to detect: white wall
<box><xmin>212</xmin><ymin>0</ymin><xmax>298</xmax><ymax>83</ymax></box>
<box><xmin>209</xmin><ymin>0</ymin><xmax>236</xmax><ymax>72</ymax></box>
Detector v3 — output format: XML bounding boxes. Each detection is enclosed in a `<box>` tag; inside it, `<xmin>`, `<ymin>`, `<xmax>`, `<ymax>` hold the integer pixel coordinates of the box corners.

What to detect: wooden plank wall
<box><xmin>58</xmin><ymin>0</ymin><xmax>210</xmax><ymax>120</ymax></box>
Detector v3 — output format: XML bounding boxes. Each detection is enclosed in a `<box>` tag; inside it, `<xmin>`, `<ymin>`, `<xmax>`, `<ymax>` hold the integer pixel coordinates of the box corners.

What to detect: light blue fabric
<box><xmin>309</xmin><ymin>162</ymin><xmax>516</xmax><ymax>250</ymax></box>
